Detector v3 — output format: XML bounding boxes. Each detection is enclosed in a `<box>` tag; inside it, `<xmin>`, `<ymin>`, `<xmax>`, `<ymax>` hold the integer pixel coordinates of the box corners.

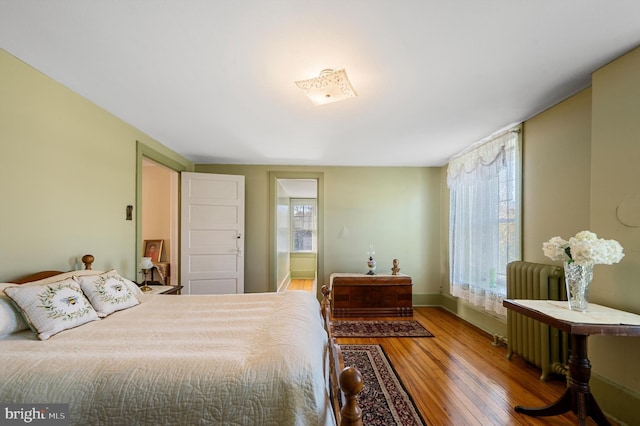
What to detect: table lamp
<box><xmin>140</xmin><ymin>257</ymin><xmax>154</xmax><ymax>292</ymax></box>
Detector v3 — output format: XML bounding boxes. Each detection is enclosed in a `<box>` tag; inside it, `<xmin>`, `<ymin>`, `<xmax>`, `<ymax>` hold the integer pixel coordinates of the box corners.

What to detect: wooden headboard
<box><xmin>10</xmin><ymin>254</ymin><xmax>95</xmax><ymax>284</ymax></box>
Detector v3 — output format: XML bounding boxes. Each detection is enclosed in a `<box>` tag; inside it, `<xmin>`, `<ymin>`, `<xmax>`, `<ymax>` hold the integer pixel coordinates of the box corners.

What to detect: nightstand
<box><xmin>140</xmin><ymin>285</ymin><xmax>183</xmax><ymax>295</ymax></box>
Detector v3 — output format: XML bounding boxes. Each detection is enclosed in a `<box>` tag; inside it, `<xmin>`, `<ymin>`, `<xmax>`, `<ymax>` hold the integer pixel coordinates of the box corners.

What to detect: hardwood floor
<box><xmin>288</xmin><ymin>279</ymin><xmax>614</xmax><ymax>425</ymax></box>
<box><xmin>337</xmin><ymin>307</ymin><xmax>615</xmax><ymax>425</ymax></box>
<box><xmin>287</xmin><ymin>278</ymin><xmax>315</xmax><ymax>291</ymax></box>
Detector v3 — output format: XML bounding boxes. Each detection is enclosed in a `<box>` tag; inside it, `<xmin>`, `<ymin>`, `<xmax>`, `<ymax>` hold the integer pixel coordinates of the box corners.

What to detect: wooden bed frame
<box><xmin>321</xmin><ymin>285</ymin><xmax>364</xmax><ymax>426</ymax></box>
<box><xmin>10</xmin><ymin>254</ymin><xmax>95</xmax><ymax>283</ymax></box>
<box><xmin>9</xmin><ymin>255</ymin><xmax>364</xmax><ymax>426</ymax></box>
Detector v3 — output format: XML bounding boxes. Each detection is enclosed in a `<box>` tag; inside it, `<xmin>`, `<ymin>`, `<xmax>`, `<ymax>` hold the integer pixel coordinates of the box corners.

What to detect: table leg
<box><xmin>514</xmin><ymin>334</ymin><xmax>610</xmax><ymax>426</ymax></box>
<box><xmin>516</xmin><ymin>388</ymin><xmax>571</xmax><ymax>416</ymax></box>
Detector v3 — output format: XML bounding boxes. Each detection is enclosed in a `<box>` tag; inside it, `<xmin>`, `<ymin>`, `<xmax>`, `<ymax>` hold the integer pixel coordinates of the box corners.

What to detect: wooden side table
<box><xmin>503</xmin><ymin>299</ymin><xmax>640</xmax><ymax>426</ymax></box>
<box><xmin>330</xmin><ymin>273</ymin><xmax>413</xmax><ymax>317</ymax></box>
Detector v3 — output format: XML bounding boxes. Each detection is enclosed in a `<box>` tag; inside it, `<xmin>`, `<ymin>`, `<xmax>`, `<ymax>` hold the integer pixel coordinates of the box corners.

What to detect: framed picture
<box><xmin>143</xmin><ymin>240</ymin><xmax>163</xmax><ymax>263</ymax></box>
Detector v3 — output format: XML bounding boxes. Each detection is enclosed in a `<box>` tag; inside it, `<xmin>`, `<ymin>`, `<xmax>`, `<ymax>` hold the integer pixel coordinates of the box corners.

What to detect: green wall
<box><xmin>589</xmin><ymin>47</ymin><xmax>640</xmax><ymax>425</ymax></box>
<box><xmin>290</xmin><ymin>253</ymin><xmax>317</xmax><ymax>279</ymax></box>
<box><xmin>0</xmin><ymin>49</ymin><xmax>192</xmax><ymax>282</ymax></box>
<box><xmin>195</xmin><ymin>164</ymin><xmax>442</xmax><ymax>297</ymax></box>
<box><xmin>275</xmin><ymin>180</ymin><xmax>291</xmax><ymax>289</ymax></box>
<box><xmin>522</xmin><ymin>88</ymin><xmax>593</xmax><ymax>260</ymax></box>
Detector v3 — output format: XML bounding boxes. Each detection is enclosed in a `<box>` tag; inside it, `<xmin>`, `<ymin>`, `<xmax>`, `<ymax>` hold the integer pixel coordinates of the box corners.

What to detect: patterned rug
<box><xmin>332</xmin><ymin>320</ymin><xmax>434</xmax><ymax>338</ymax></box>
<box><xmin>341</xmin><ymin>344</ymin><xmax>426</xmax><ymax>426</ymax></box>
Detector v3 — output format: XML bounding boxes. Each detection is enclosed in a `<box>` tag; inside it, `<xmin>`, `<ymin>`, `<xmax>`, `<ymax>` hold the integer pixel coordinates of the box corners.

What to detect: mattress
<box><xmin>0</xmin><ymin>290</ymin><xmax>335</xmax><ymax>426</ymax></box>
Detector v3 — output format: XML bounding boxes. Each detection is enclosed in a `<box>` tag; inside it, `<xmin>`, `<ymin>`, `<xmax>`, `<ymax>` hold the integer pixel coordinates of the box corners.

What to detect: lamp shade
<box><xmin>295</xmin><ymin>69</ymin><xmax>357</xmax><ymax>106</ymax></box>
<box><xmin>140</xmin><ymin>257</ymin><xmax>154</xmax><ymax>270</ymax></box>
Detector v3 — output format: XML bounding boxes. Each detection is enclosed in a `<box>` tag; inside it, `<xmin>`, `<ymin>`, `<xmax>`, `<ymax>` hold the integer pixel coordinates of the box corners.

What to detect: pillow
<box><xmin>0</xmin><ymin>283</ymin><xmax>29</xmax><ymax>336</ymax></box>
<box><xmin>19</xmin><ymin>269</ymin><xmax>143</xmax><ymax>296</ymax></box>
<box><xmin>4</xmin><ymin>279</ymin><xmax>99</xmax><ymax>340</ymax></box>
<box><xmin>113</xmin><ymin>271</ymin><xmax>144</xmax><ymax>296</ymax></box>
<box><xmin>76</xmin><ymin>272</ymin><xmax>139</xmax><ymax>317</ymax></box>
<box><xmin>98</xmin><ymin>269</ymin><xmax>143</xmax><ymax>296</ymax></box>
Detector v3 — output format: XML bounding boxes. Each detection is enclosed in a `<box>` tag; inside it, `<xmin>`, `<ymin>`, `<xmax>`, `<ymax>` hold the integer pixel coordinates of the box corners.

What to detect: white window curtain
<box><xmin>447</xmin><ymin>126</ymin><xmax>521</xmax><ymax>316</ymax></box>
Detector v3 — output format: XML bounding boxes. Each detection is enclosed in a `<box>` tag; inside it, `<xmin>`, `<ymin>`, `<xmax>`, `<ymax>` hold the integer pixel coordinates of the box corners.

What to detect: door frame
<box><xmin>135</xmin><ymin>141</ymin><xmax>187</xmax><ymax>276</ymax></box>
<box><xmin>269</xmin><ymin>171</ymin><xmax>324</xmax><ymax>294</ymax></box>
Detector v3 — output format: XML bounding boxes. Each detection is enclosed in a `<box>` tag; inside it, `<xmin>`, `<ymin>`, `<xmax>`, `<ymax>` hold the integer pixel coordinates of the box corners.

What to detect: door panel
<box><xmin>181</xmin><ymin>172</ymin><xmax>245</xmax><ymax>294</ymax></box>
<box><xmin>190</xmin><ymin>230</ymin><xmax>237</xmax><ymax>247</ymax></box>
<box><xmin>190</xmin><ymin>179</ymin><xmax>239</xmax><ymax>199</ymax></box>
<box><xmin>190</xmin><ymin>205</ymin><xmax>239</xmax><ymax>226</ymax></box>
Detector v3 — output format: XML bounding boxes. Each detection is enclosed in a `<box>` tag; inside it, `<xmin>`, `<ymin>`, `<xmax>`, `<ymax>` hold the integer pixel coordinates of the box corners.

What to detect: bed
<box><xmin>0</xmin><ymin>255</ymin><xmax>363</xmax><ymax>426</ymax></box>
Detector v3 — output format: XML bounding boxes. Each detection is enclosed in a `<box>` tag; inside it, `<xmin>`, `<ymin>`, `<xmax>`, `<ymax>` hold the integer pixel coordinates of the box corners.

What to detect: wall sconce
<box><xmin>295</xmin><ymin>69</ymin><xmax>357</xmax><ymax>106</ymax></box>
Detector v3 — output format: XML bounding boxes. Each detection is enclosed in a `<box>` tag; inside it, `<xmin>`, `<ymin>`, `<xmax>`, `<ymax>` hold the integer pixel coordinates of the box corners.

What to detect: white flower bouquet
<box><xmin>542</xmin><ymin>230</ymin><xmax>624</xmax><ymax>266</ymax></box>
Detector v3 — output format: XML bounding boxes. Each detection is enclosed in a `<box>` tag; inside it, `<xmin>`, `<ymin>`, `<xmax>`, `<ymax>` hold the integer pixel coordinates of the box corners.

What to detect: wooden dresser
<box><xmin>330</xmin><ymin>273</ymin><xmax>413</xmax><ymax>317</ymax></box>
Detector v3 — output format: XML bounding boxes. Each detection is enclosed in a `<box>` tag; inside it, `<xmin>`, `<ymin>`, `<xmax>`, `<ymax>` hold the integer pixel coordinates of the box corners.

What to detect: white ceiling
<box><xmin>1</xmin><ymin>1</ymin><xmax>639</xmax><ymax>167</ymax></box>
<box><xmin>279</xmin><ymin>179</ymin><xmax>318</xmax><ymax>199</ymax></box>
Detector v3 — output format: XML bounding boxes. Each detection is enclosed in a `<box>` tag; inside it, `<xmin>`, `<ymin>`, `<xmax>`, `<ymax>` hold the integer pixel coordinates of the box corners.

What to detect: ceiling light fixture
<box><xmin>295</xmin><ymin>69</ymin><xmax>357</xmax><ymax>106</ymax></box>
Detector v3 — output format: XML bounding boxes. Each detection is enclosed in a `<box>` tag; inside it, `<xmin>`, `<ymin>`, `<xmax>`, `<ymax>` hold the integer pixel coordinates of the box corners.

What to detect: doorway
<box><xmin>141</xmin><ymin>157</ymin><xmax>179</xmax><ymax>283</ymax></box>
<box><xmin>135</xmin><ymin>141</ymin><xmax>187</xmax><ymax>282</ymax></box>
<box><xmin>269</xmin><ymin>172</ymin><xmax>323</xmax><ymax>296</ymax></box>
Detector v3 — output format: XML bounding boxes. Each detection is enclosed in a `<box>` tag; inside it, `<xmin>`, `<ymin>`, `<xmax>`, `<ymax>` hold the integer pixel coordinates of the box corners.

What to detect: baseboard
<box><xmin>591</xmin><ymin>373</ymin><xmax>639</xmax><ymax>426</ymax></box>
<box><xmin>412</xmin><ymin>293</ymin><xmax>442</xmax><ymax>306</ymax></box>
<box><xmin>290</xmin><ymin>270</ymin><xmax>316</xmax><ymax>279</ymax></box>
<box><xmin>414</xmin><ymin>293</ymin><xmax>507</xmax><ymax>338</ymax></box>
<box><xmin>277</xmin><ymin>272</ymin><xmax>291</xmax><ymax>292</ymax></box>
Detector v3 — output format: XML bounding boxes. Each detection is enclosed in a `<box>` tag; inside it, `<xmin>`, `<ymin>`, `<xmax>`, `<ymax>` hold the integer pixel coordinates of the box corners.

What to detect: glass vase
<box><xmin>563</xmin><ymin>261</ymin><xmax>594</xmax><ymax>312</ymax></box>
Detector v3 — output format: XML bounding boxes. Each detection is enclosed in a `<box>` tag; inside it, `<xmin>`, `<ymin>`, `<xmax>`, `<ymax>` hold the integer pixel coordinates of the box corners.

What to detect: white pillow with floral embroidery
<box><xmin>4</xmin><ymin>279</ymin><xmax>99</xmax><ymax>340</ymax></box>
<box><xmin>104</xmin><ymin>269</ymin><xmax>143</xmax><ymax>296</ymax></box>
<box><xmin>76</xmin><ymin>272</ymin><xmax>139</xmax><ymax>317</ymax></box>
<box><xmin>0</xmin><ymin>283</ymin><xmax>29</xmax><ymax>336</ymax></box>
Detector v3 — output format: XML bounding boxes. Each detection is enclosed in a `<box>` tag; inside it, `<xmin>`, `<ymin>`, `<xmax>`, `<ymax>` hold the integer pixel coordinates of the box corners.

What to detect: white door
<box><xmin>181</xmin><ymin>172</ymin><xmax>245</xmax><ymax>294</ymax></box>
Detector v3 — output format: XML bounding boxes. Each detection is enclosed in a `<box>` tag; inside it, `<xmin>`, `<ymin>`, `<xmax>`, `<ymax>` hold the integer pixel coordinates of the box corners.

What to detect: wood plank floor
<box><xmin>287</xmin><ymin>278</ymin><xmax>315</xmax><ymax>291</ymax></box>
<box><xmin>288</xmin><ymin>279</ymin><xmax>615</xmax><ymax>425</ymax></box>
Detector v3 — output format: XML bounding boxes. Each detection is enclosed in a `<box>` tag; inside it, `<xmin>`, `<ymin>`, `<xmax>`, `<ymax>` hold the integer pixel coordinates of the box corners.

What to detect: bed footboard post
<box><xmin>339</xmin><ymin>366</ymin><xmax>363</xmax><ymax>426</ymax></box>
<box><xmin>321</xmin><ymin>284</ymin><xmax>363</xmax><ymax>426</ymax></box>
<box><xmin>321</xmin><ymin>284</ymin><xmax>331</xmax><ymax>313</ymax></box>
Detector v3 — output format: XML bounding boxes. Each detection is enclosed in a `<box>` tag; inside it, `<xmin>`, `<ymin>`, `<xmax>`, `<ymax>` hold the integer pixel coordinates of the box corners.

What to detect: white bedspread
<box><xmin>0</xmin><ymin>291</ymin><xmax>335</xmax><ymax>426</ymax></box>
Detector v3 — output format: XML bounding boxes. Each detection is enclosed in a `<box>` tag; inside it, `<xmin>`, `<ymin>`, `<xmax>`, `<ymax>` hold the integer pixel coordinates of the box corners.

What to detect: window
<box><xmin>447</xmin><ymin>126</ymin><xmax>521</xmax><ymax>316</ymax></box>
<box><xmin>291</xmin><ymin>199</ymin><xmax>316</xmax><ymax>252</ymax></box>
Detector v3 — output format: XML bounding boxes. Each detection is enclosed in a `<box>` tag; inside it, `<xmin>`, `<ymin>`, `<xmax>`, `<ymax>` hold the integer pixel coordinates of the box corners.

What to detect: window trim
<box><xmin>290</xmin><ymin>198</ymin><xmax>317</xmax><ymax>253</ymax></box>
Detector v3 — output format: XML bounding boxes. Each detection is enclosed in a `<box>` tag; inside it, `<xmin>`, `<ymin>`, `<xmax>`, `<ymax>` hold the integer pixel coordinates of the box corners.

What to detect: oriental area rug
<box><xmin>332</xmin><ymin>320</ymin><xmax>434</xmax><ymax>338</ymax></box>
<box><xmin>341</xmin><ymin>344</ymin><xmax>426</xmax><ymax>426</ymax></box>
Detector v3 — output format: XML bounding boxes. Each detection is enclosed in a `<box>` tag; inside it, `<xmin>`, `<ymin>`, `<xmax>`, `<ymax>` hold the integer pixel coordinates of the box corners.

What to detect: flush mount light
<box><xmin>295</xmin><ymin>69</ymin><xmax>357</xmax><ymax>106</ymax></box>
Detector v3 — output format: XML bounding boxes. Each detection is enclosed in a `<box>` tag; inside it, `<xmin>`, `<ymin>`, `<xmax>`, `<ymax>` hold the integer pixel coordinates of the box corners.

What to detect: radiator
<box><xmin>506</xmin><ymin>261</ymin><xmax>569</xmax><ymax>381</ymax></box>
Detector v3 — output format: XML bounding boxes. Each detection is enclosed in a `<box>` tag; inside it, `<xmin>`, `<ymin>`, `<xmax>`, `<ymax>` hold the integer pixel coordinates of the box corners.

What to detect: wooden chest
<box><xmin>330</xmin><ymin>273</ymin><xmax>413</xmax><ymax>317</ymax></box>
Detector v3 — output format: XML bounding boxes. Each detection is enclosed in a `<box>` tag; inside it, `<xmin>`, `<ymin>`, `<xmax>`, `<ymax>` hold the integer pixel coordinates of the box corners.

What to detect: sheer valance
<box><xmin>447</xmin><ymin>127</ymin><xmax>521</xmax><ymax>189</ymax></box>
